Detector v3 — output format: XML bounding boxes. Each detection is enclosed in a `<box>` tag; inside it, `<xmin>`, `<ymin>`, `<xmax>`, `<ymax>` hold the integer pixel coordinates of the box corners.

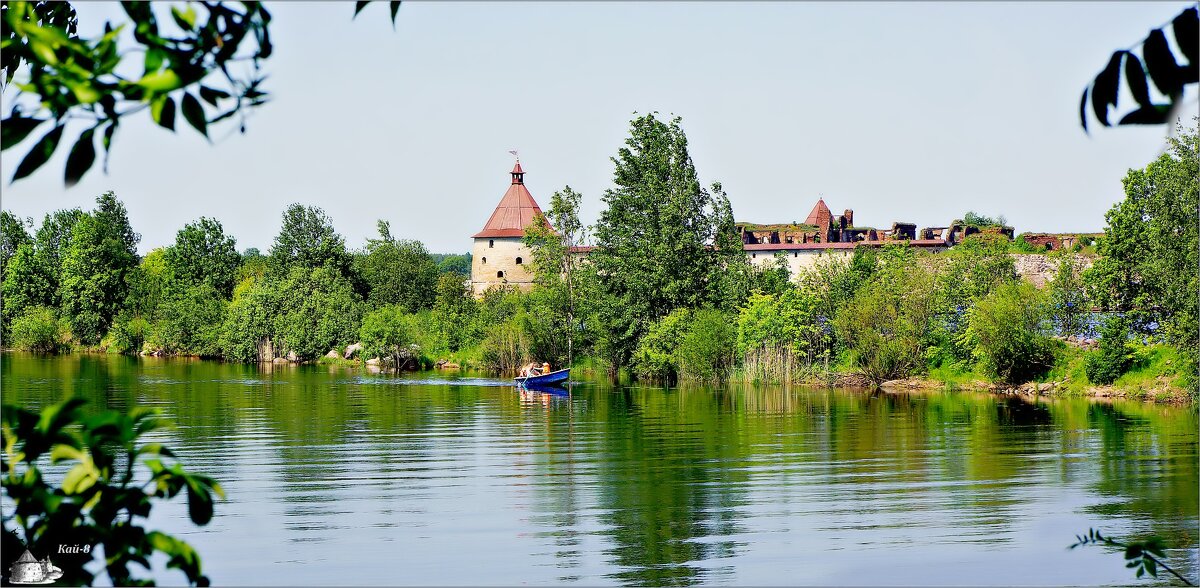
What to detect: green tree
<box><xmin>58</xmin><ymin>192</ymin><xmax>139</xmax><ymax>344</ymax></box>
<box><xmin>275</xmin><ymin>265</ymin><xmax>362</xmax><ymax>362</ymax></box>
<box><xmin>524</xmin><ymin>186</ymin><xmax>586</xmax><ymax>365</ymax></box>
<box><xmin>219</xmin><ymin>273</ymin><xmax>282</xmax><ymax>362</ymax></box>
<box><xmin>146</xmin><ymin>284</ymin><xmax>227</xmax><ymax>357</ymax></box>
<box><xmin>356</xmin><ymin>220</ymin><xmax>438</xmax><ymax>312</ymax></box>
<box><xmin>1</xmin><ymin>242</ymin><xmax>52</xmax><ymax>336</ymax></box>
<box><xmin>590</xmin><ymin>113</ymin><xmax>738</xmax><ymax>373</ymax></box>
<box><xmin>0</xmin><ymin>210</ymin><xmax>31</xmax><ymax>276</ymax></box>
<box><xmin>1084</xmin><ymin>121</ymin><xmax>1198</xmax><ymax>376</ymax></box>
<box><xmin>434</xmin><ymin>253</ymin><xmax>472</xmax><ymax>277</ymax></box>
<box><xmin>30</xmin><ymin>208</ymin><xmax>83</xmax><ymax>302</ymax></box>
<box><xmin>1047</xmin><ymin>253</ymin><xmax>1089</xmax><ymax>339</ymax></box>
<box><xmin>268</xmin><ymin>203</ymin><xmax>352</xmax><ymax>277</ymax></box>
<box><xmin>431</xmin><ymin>272</ymin><xmax>475</xmax><ymax>353</ymax></box>
<box><xmin>163</xmin><ymin>217</ymin><xmax>240</xmax><ymax>297</ymax></box>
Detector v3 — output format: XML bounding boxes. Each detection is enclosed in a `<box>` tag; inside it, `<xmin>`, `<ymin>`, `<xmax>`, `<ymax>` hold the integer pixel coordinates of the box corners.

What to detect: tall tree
<box><xmin>355</xmin><ymin>220</ymin><xmax>438</xmax><ymax>312</ymax></box>
<box><xmin>1085</xmin><ymin>120</ymin><xmax>1198</xmax><ymax>372</ymax></box>
<box><xmin>29</xmin><ymin>207</ymin><xmax>84</xmax><ymax>308</ymax></box>
<box><xmin>163</xmin><ymin>217</ymin><xmax>241</xmax><ymax>297</ymax></box>
<box><xmin>0</xmin><ymin>210</ymin><xmax>31</xmax><ymax>277</ymax></box>
<box><xmin>268</xmin><ymin>204</ymin><xmax>352</xmax><ymax>276</ymax></box>
<box><xmin>524</xmin><ymin>186</ymin><xmax>586</xmax><ymax>365</ymax></box>
<box><xmin>1</xmin><ymin>242</ymin><xmax>51</xmax><ymax>334</ymax></box>
<box><xmin>589</xmin><ymin>113</ymin><xmax>736</xmax><ymax>371</ymax></box>
<box><xmin>58</xmin><ymin>192</ymin><xmax>140</xmax><ymax>344</ymax></box>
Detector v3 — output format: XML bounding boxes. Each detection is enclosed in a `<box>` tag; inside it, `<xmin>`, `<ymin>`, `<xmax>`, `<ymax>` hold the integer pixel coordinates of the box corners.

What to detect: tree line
<box><xmin>2</xmin><ymin>114</ymin><xmax>1195</xmax><ymax>396</ymax></box>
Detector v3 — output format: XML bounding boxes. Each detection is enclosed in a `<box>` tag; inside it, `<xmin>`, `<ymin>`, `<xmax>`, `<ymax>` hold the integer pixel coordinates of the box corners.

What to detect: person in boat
<box><xmin>541</xmin><ymin>362</ymin><xmax>551</xmax><ymax>374</ymax></box>
<box><xmin>519</xmin><ymin>362</ymin><xmax>541</xmax><ymax>378</ymax></box>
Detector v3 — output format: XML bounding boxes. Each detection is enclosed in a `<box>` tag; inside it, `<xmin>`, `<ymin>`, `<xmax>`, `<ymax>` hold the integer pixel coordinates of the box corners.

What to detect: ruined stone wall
<box><xmin>1011</xmin><ymin>253</ymin><xmax>1095</xmax><ymax>288</ymax></box>
<box><xmin>470</xmin><ymin>237</ymin><xmax>535</xmax><ymax>296</ymax></box>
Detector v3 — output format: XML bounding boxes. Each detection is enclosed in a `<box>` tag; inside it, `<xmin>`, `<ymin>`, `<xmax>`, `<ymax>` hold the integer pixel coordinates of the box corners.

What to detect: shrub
<box><xmin>676</xmin><ymin>309</ymin><xmax>735</xmax><ymax>383</ymax></box>
<box><xmin>480</xmin><ymin>316</ymin><xmax>529</xmax><ymax>374</ymax></box>
<box><xmin>7</xmin><ymin>306</ymin><xmax>69</xmax><ymax>353</ymax></box>
<box><xmin>360</xmin><ymin>305</ymin><xmax>425</xmax><ymax>369</ymax></box>
<box><xmin>833</xmin><ymin>261</ymin><xmax>937</xmax><ymax>384</ymax></box>
<box><xmin>145</xmin><ymin>285</ymin><xmax>227</xmax><ymax>357</ymax></box>
<box><xmin>632</xmin><ymin>309</ymin><xmax>693</xmax><ymax>383</ymax></box>
<box><xmin>1085</xmin><ymin>315</ymin><xmax>1134</xmax><ymax>385</ymax></box>
<box><xmin>960</xmin><ymin>282</ymin><xmax>1054</xmax><ymax>384</ymax></box>
<box><xmin>106</xmin><ymin>313</ymin><xmax>151</xmax><ymax>354</ymax></box>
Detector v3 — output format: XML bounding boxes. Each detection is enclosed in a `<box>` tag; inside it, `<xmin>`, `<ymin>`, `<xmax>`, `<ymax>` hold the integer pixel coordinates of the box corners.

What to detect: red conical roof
<box><xmin>472</xmin><ymin>164</ymin><xmax>545</xmax><ymax>238</ymax></box>
<box><xmin>804</xmin><ymin>198</ymin><xmax>832</xmax><ymax>227</ymax></box>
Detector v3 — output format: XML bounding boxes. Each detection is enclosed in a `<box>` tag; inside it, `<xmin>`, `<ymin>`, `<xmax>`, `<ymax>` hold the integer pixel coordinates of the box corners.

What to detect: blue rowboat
<box><xmin>514</xmin><ymin>368</ymin><xmax>570</xmax><ymax>387</ymax></box>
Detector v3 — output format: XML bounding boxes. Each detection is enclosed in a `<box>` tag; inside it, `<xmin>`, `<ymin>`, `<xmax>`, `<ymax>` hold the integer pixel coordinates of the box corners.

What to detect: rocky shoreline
<box><xmin>878</xmin><ymin>376</ymin><xmax>1193</xmax><ymax>405</ymax></box>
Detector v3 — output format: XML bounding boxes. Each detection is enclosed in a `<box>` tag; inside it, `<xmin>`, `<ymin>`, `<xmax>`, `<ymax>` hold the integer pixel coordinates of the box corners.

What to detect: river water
<box><xmin>2</xmin><ymin>353</ymin><xmax>1197</xmax><ymax>586</ymax></box>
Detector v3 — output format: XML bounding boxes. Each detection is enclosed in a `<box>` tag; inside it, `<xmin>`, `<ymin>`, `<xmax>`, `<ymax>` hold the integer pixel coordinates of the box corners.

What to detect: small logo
<box><xmin>8</xmin><ymin>549</ymin><xmax>63</xmax><ymax>585</ymax></box>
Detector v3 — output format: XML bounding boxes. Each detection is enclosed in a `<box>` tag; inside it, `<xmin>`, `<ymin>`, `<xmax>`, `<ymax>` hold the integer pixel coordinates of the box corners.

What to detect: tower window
<box><xmin>482</xmin><ymin>257</ymin><xmax>487</xmax><ymax>264</ymax></box>
<box><xmin>497</xmin><ymin>271</ymin><xmax>504</xmax><ymax>278</ymax></box>
<box><xmin>515</xmin><ymin>257</ymin><xmax>522</xmax><ymax>265</ymax></box>
<box><xmin>489</xmin><ymin>239</ymin><xmax>494</xmax><ymax>248</ymax></box>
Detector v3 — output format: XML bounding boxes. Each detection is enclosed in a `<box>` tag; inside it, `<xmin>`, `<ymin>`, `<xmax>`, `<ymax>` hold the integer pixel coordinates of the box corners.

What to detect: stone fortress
<box><xmin>469</xmin><ymin>162</ymin><xmax>1097</xmax><ymax>295</ymax></box>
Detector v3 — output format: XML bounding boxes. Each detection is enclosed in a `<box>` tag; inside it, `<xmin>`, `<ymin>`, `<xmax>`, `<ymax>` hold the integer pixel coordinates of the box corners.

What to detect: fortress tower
<box><xmin>469</xmin><ymin>162</ymin><xmax>545</xmax><ymax>296</ymax></box>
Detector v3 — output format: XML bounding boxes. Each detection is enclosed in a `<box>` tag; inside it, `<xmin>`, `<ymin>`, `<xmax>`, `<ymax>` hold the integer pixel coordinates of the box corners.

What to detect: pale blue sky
<box><xmin>1</xmin><ymin>1</ymin><xmax>1195</xmax><ymax>254</ymax></box>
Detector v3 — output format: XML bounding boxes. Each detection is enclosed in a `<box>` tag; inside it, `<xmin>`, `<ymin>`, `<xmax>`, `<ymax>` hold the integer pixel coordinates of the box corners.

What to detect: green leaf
<box><xmin>186</xmin><ymin>480</ymin><xmax>214</xmax><ymax>525</ymax></box>
<box><xmin>135</xmin><ymin>442</ymin><xmax>175</xmax><ymax>458</ymax></box>
<box><xmin>144</xmin><ymin>47</ymin><xmax>165</xmax><ymax>75</ymax></box>
<box><xmin>198</xmin><ymin>86</ymin><xmax>230</xmax><ymax>106</ymax></box>
<box><xmin>50</xmin><ymin>444</ymin><xmax>86</xmax><ymax>463</ymax></box>
<box><xmin>1144</xmin><ymin>557</ymin><xmax>1157</xmax><ymax>577</ymax></box>
<box><xmin>1142</xmin><ymin>29</ymin><xmax>1184</xmax><ymax>97</ymax></box>
<box><xmin>102</xmin><ymin>121</ymin><xmax>117</xmax><ymax>172</ymax></box>
<box><xmin>1090</xmin><ymin>52</ymin><xmax>1123</xmax><ymax>127</ymax></box>
<box><xmin>390</xmin><ymin>1</ymin><xmax>401</xmax><ymax>26</ymax></box>
<box><xmin>1173</xmin><ymin>7</ymin><xmax>1197</xmax><ymax>66</ymax></box>
<box><xmin>1121</xmin><ymin>53</ymin><xmax>1153</xmax><ymax>109</ymax></box>
<box><xmin>171</xmin><ymin>5</ymin><xmax>197</xmax><ymax>29</ymax></box>
<box><xmin>180</xmin><ymin>93</ymin><xmax>208</xmax><ymax>138</ymax></box>
<box><xmin>138</xmin><ymin>69</ymin><xmax>183</xmax><ymax>93</ymax></box>
<box><xmin>62</xmin><ymin>462</ymin><xmax>98</xmax><ymax>494</ymax></box>
<box><xmin>1</xmin><ymin>116</ymin><xmax>45</xmax><ymax>150</ymax></box>
<box><xmin>354</xmin><ymin>1</ymin><xmax>370</xmax><ymax>18</ymax></box>
<box><xmin>64</xmin><ymin>127</ymin><xmax>97</xmax><ymax>187</ymax></box>
<box><xmin>11</xmin><ymin>124</ymin><xmax>64</xmax><ymax>182</ymax></box>
<box><xmin>152</xmin><ymin>95</ymin><xmax>176</xmax><ymax>131</ymax></box>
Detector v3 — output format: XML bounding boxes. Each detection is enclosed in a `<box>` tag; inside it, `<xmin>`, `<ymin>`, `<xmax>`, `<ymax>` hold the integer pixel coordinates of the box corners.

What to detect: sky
<box><xmin>1</xmin><ymin>1</ymin><xmax>1196</xmax><ymax>255</ymax></box>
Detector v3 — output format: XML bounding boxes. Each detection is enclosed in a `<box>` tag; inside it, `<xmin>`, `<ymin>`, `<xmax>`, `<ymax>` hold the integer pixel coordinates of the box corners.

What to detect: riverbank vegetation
<box><xmin>1</xmin><ymin>117</ymin><xmax>1195</xmax><ymax>401</ymax></box>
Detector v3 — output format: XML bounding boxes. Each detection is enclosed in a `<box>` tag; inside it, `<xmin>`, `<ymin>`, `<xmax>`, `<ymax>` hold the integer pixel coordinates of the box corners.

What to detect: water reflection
<box><xmin>2</xmin><ymin>352</ymin><xmax>1196</xmax><ymax>586</ymax></box>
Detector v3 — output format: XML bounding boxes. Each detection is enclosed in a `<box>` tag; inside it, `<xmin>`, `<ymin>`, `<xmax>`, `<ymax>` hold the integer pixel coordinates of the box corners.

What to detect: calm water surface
<box><xmin>2</xmin><ymin>353</ymin><xmax>1197</xmax><ymax>586</ymax></box>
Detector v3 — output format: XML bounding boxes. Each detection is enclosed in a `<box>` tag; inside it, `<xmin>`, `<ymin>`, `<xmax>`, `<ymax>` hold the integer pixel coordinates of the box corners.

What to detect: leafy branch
<box><xmin>1070</xmin><ymin>528</ymin><xmax>1196</xmax><ymax>586</ymax></box>
<box><xmin>2</xmin><ymin>396</ymin><xmax>223</xmax><ymax>586</ymax></box>
<box><xmin>1080</xmin><ymin>5</ymin><xmax>1198</xmax><ymax>131</ymax></box>
<box><xmin>1</xmin><ymin>0</ymin><xmax>401</xmax><ymax>187</ymax></box>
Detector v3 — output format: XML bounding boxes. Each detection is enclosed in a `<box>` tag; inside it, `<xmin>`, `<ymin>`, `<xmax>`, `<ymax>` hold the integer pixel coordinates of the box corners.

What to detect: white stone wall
<box><xmin>746</xmin><ymin>249</ymin><xmax>853</xmax><ymax>277</ymax></box>
<box><xmin>470</xmin><ymin>237</ymin><xmax>535</xmax><ymax>296</ymax></box>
